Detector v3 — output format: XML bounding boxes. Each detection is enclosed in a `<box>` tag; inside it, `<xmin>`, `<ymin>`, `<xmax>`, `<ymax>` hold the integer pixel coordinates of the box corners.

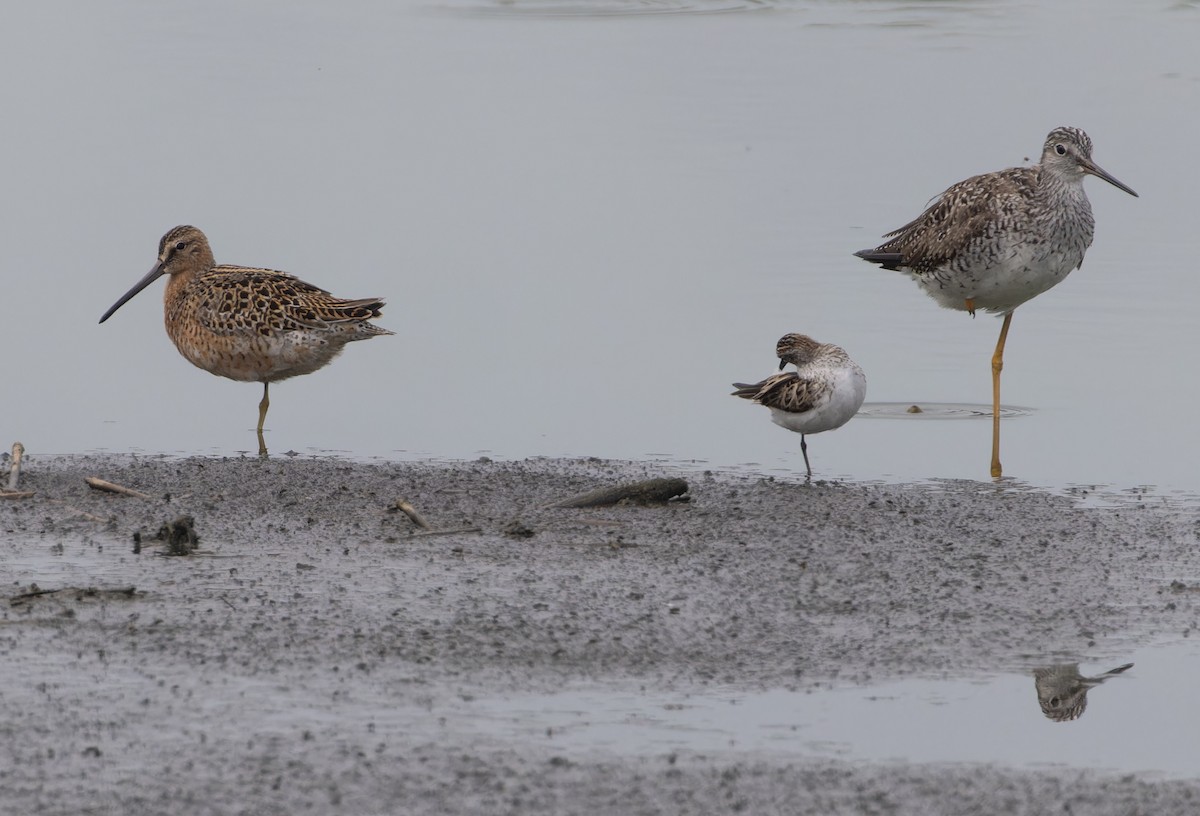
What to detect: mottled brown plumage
<box><xmin>732</xmin><ymin>333</ymin><xmax>866</xmax><ymax>479</ymax></box>
<box><xmin>732</xmin><ymin>335</ymin><xmax>830</xmax><ymax>414</ymax></box>
<box><xmin>856</xmin><ymin>127</ymin><xmax>1136</xmax><ymax>316</ymax></box>
<box><xmin>100</xmin><ymin>225</ymin><xmax>393</xmax><ymax>453</ymax></box>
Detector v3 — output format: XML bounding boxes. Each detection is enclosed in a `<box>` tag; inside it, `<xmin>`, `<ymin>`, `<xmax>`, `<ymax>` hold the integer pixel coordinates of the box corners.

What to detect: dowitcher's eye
<box><xmin>1054</xmin><ymin>144</ymin><xmax>1067</xmax><ymax>156</ymax></box>
<box><xmin>175</xmin><ymin>241</ymin><xmax>187</xmax><ymax>251</ymax></box>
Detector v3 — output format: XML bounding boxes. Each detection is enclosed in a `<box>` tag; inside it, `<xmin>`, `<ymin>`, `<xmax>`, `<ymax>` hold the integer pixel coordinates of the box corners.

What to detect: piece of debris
<box><xmin>415</xmin><ymin>526</ymin><xmax>482</xmax><ymax>538</ymax></box>
<box><xmin>156</xmin><ymin>516</ymin><xmax>199</xmax><ymax>556</ymax></box>
<box><xmin>907</xmin><ymin>405</ymin><xmax>924</xmax><ymax>413</ymax></box>
<box><xmin>503</xmin><ymin>521</ymin><xmax>537</xmax><ymax>539</ymax></box>
<box><xmin>7</xmin><ymin>442</ymin><xmax>25</xmax><ymax>491</ymax></box>
<box><xmin>86</xmin><ymin>477</ymin><xmax>150</xmax><ymax>499</ymax></box>
<box><xmin>549</xmin><ymin>477</ymin><xmax>690</xmax><ymax>509</ymax></box>
<box><xmin>393</xmin><ymin>498</ymin><xmax>481</xmax><ymax>537</ymax></box>
<box><xmin>10</xmin><ymin>586</ymin><xmax>138</xmax><ymax>606</ymax></box>
<box><xmin>395</xmin><ymin>499</ymin><xmax>433</xmax><ymax>530</ymax></box>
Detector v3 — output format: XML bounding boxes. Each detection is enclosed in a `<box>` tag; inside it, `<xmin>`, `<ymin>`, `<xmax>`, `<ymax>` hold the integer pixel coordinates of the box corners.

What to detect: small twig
<box><xmin>7</xmin><ymin>442</ymin><xmax>24</xmax><ymax>491</ymax></box>
<box><xmin>10</xmin><ymin>587</ymin><xmax>62</xmax><ymax>603</ymax></box>
<box><xmin>64</xmin><ymin>506</ymin><xmax>108</xmax><ymax>523</ymax></box>
<box><xmin>86</xmin><ymin>477</ymin><xmax>150</xmax><ymax>499</ymax></box>
<box><xmin>413</xmin><ymin>526</ymin><xmax>482</xmax><ymax>538</ymax></box>
<box><xmin>548</xmin><ymin>477</ymin><xmax>690</xmax><ymax>509</ymax></box>
<box><xmin>0</xmin><ymin>491</ymin><xmax>34</xmax><ymax>500</ymax></box>
<box><xmin>395</xmin><ymin>500</ymin><xmax>433</xmax><ymax>530</ymax></box>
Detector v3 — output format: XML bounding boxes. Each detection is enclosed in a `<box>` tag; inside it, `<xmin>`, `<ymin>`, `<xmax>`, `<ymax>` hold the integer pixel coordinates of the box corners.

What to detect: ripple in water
<box><xmin>437</xmin><ymin>0</ymin><xmax>774</xmax><ymax>17</ymax></box>
<box><xmin>858</xmin><ymin>401</ymin><xmax>1034</xmax><ymax>420</ymax></box>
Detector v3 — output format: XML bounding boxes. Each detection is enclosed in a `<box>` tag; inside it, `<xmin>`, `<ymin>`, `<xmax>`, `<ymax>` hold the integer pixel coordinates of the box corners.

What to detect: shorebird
<box><xmin>1033</xmin><ymin>662</ymin><xmax>1133</xmax><ymax>722</ymax></box>
<box><xmin>854</xmin><ymin>127</ymin><xmax>1137</xmax><ymax>477</ymax></box>
<box><xmin>99</xmin><ymin>225</ymin><xmax>393</xmax><ymax>455</ymax></box>
<box><xmin>732</xmin><ymin>333</ymin><xmax>866</xmax><ymax>479</ymax></box>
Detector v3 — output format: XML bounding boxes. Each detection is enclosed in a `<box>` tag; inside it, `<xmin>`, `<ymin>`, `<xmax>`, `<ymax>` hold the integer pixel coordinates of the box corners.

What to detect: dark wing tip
<box><xmin>854</xmin><ymin>249</ymin><xmax>905</xmax><ymax>271</ymax></box>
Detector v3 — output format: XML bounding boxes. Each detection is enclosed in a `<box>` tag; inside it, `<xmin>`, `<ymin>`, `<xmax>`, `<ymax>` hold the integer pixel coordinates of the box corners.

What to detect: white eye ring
<box><xmin>1054</xmin><ymin>144</ymin><xmax>1067</xmax><ymax>156</ymax></box>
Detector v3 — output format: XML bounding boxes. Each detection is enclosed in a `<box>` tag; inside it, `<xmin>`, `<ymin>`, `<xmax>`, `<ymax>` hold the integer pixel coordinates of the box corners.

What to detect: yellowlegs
<box><xmin>99</xmin><ymin>225</ymin><xmax>393</xmax><ymax>455</ymax></box>
<box><xmin>854</xmin><ymin>127</ymin><xmax>1137</xmax><ymax>477</ymax></box>
<box><xmin>732</xmin><ymin>333</ymin><xmax>867</xmax><ymax>479</ymax></box>
<box><xmin>1033</xmin><ymin>662</ymin><xmax>1133</xmax><ymax>722</ymax></box>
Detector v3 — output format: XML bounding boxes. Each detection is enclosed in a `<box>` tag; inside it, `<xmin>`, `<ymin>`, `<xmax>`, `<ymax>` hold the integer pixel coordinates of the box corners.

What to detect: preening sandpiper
<box><xmin>732</xmin><ymin>333</ymin><xmax>867</xmax><ymax>479</ymax></box>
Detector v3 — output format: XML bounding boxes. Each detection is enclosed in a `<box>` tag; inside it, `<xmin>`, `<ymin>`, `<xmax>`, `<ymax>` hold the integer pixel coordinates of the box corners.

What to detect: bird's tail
<box><xmin>853</xmin><ymin>248</ymin><xmax>905</xmax><ymax>271</ymax></box>
<box><xmin>731</xmin><ymin>381</ymin><xmax>764</xmax><ymax>400</ymax></box>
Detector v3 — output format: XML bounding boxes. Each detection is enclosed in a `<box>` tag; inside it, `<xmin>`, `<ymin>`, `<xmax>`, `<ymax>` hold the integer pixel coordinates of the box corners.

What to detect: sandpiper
<box><xmin>732</xmin><ymin>333</ymin><xmax>866</xmax><ymax>479</ymax></box>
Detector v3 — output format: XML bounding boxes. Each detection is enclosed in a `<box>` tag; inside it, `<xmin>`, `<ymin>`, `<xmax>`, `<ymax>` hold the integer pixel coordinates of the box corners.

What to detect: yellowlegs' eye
<box><xmin>1054</xmin><ymin>144</ymin><xmax>1067</xmax><ymax>156</ymax></box>
<box><xmin>175</xmin><ymin>241</ymin><xmax>187</xmax><ymax>251</ymax></box>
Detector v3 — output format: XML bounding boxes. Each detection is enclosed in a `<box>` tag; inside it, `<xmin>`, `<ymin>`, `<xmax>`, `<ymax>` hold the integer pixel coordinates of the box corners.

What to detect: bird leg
<box><xmin>800</xmin><ymin>434</ymin><xmax>812</xmax><ymax>480</ymax></box>
<box><xmin>257</xmin><ymin>383</ymin><xmax>270</xmax><ymax>458</ymax></box>
<box><xmin>257</xmin><ymin>383</ymin><xmax>270</xmax><ymax>432</ymax></box>
<box><xmin>990</xmin><ymin>312</ymin><xmax>1013</xmax><ymax>478</ymax></box>
<box><xmin>965</xmin><ymin>298</ymin><xmax>976</xmax><ymax>317</ymax></box>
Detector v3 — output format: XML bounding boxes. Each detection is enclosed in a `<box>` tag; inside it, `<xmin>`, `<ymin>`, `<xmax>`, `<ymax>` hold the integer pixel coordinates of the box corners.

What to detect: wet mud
<box><xmin>2</xmin><ymin>455</ymin><xmax>1198</xmax><ymax>814</ymax></box>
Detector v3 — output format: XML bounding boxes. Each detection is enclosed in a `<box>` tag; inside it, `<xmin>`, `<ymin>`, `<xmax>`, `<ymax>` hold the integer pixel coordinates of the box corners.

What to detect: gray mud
<box><xmin>3</xmin><ymin>455</ymin><xmax>1198</xmax><ymax>814</ymax></box>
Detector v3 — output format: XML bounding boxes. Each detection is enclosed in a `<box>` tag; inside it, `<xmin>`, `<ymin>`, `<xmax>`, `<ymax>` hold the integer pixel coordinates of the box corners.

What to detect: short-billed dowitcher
<box><xmin>854</xmin><ymin>127</ymin><xmax>1137</xmax><ymax>477</ymax></box>
<box><xmin>100</xmin><ymin>225</ymin><xmax>393</xmax><ymax>454</ymax></box>
<box><xmin>732</xmin><ymin>333</ymin><xmax>867</xmax><ymax>479</ymax></box>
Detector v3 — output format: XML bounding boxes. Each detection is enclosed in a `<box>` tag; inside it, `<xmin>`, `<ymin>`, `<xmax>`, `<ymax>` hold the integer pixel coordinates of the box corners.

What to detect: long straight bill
<box><xmin>99</xmin><ymin>262</ymin><xmax>166</xmax><ymax>323</ymax></box>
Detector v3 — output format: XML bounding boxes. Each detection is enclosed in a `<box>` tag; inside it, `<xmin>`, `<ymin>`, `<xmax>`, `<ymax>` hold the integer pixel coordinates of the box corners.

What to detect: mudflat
<box><xmin>3</xmin><ymin>455</ymin><xmax>1197</xmax><ymax>815</ymax></box>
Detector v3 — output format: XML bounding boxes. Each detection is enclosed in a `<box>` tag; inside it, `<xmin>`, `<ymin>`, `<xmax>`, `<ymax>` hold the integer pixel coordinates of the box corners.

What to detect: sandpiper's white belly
<box><xmin>769</xmin><ymin>365</ymin><xmax>866</xmax><ymax>435</ymax></box>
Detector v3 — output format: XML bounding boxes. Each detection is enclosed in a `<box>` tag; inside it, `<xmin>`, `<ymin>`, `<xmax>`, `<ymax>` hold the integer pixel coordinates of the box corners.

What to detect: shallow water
<box><xmin>1</xmin><ymin>1</ymin><xmax>1193</xmax><ymax>498</ymax></box>
<box><xmin>453</xmin><ymin>639</ymin><xmax>1200</xmax><ymax>778</ymax></box>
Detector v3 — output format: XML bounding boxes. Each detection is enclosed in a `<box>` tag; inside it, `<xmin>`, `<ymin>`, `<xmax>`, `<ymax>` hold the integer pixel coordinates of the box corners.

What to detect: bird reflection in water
<box><xmin>1032</xmin><ymin>662</ymin><xmax>1133</xmax><ymax>722</ymax></box>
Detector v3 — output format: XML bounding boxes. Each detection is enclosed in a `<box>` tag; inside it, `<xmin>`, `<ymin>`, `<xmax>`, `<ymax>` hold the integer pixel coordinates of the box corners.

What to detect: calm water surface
<box><xmin>2</xmin><ymin>1</ymin><xmax>1195</xmax><ymax>498</ymax></box>
<box><xmin>455</xmin><ymin>640</ymin><xmax>1200</xmax><ymax>779</ymax></box>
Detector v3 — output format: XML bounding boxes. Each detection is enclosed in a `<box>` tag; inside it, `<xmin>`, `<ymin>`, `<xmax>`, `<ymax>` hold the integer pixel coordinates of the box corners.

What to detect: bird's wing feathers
<box><xmin>860</xmin><ymin>167</ymin><xmax>1038</xmax><ymax>272</ymax></box>
<box><xmin>731</xmin><ymin>372</ymin><xmax>820</xmax><ymax>415</ymax></box>
<box><xmin>194</xmin><ymin>266</ymin><xmax>387</xmax><ymax>335</ymax></box>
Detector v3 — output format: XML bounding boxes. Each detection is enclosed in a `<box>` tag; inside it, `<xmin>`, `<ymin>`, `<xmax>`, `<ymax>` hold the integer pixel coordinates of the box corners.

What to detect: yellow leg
<box><xmin>257</xmin><ymin>383</ymin><xmax>270</xmax><ymax>458</ymax></box>
<box><xmin>990</xmin><ymin>312</ymin><xmax>1013</xmax><ymax>478</ymax></box>
<box><xmin>965</xmin><ymin>298</ymin><xmax>976</xmax><ymax>317</ymax></box>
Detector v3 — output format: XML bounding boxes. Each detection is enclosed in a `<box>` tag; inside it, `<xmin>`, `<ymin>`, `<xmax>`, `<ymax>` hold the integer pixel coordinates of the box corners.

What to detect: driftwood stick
<box><xmin>413</xmin><ymin>526</ymin><xmax>482</xmax><ymax>538</ymax></box>
<box><xmin>549</xmin><ymin>477</ymin><xmax>689</xmax><ymax>509</ymax></box>
<box><xmin>0</xmin><ymin>491</ymin><xmax>34</xmax><ymax>500</ymax></box>
<box><xmin>7</xmin><ymin>442</ymin><xmax>24</xmax><ymax>491</ymax></box>
<box><xmin>85</xmin><ymin>477</ymin><xmax>151</xmax><ymax>499</ymax></box>
<box><xmin>63</xmin><ymin>506</ymin><xmax>108</xmax><ymax>523</ymax></box>
<box><xmin>395</xmin><ymin>500</ymin><xmax>433</xmax><ymax>530</ymax></box>
<box><xmin>10</xmin><ymin>587</ymin><xmax>61</xmax><ymax>602</ymax></box>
